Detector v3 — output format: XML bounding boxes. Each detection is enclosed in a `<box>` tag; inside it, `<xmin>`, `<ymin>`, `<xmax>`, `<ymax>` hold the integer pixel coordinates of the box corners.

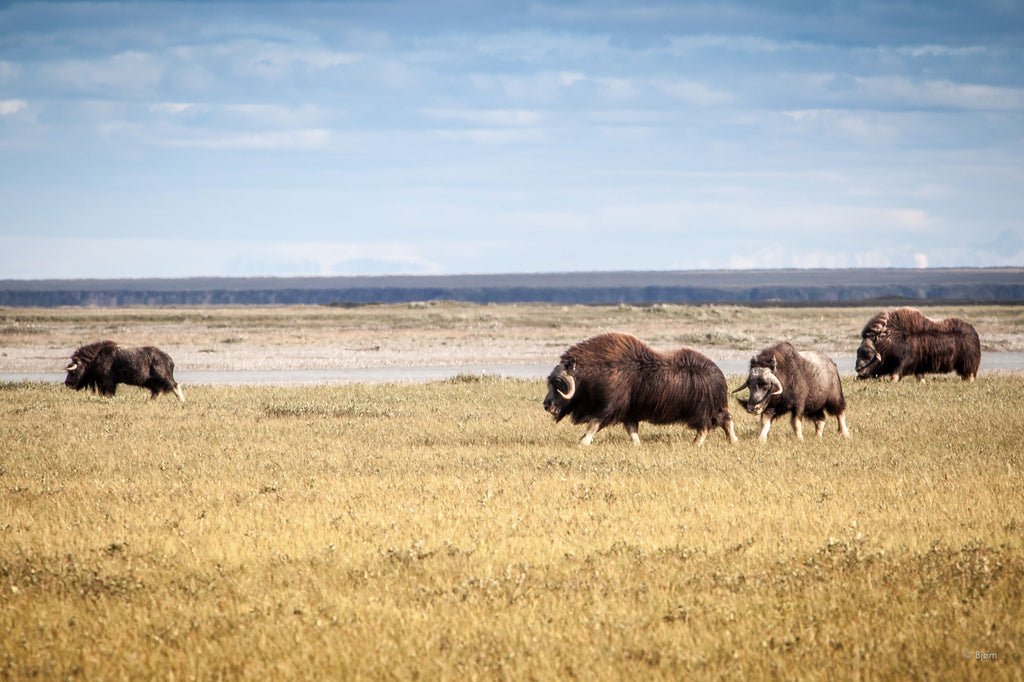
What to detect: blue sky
<box><xmin>1</xmin><ymin>0</ymin><xmax>1023</xmax><ymax>279</ymax></box>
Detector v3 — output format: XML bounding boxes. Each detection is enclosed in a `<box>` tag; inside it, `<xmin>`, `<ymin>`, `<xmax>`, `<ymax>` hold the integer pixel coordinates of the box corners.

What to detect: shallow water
<box><xmin>4</xmin><ymin>354</ymin><xmax>1023</xmax><ymax>386</ymax></box>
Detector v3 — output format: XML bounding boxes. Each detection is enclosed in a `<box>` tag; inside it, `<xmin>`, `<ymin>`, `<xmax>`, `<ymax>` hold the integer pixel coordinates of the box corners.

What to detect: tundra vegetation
<box><xmin>1</xmin><ymin>303</ymin><xmax>1023</xmax><ymax>679</ymax></box>
<box><xmin>2</xmin><ymin>375</ymin><xmax>1022</xmax><ymax>680</ymax></box>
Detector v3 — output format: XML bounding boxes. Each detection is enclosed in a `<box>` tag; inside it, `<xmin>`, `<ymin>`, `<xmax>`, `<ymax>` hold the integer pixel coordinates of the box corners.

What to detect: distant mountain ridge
<box><xmin>1</xmin><ymin>268</ymin><xmax>1022</xmax><ymax>307</ymax></box>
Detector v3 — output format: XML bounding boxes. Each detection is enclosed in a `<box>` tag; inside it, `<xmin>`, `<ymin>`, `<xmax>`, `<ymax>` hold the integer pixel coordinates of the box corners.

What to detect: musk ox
<box><xmin>65</xmin><ymin>341</ymin><xmax>184</xmax><ymax>402</ymax></box>
<box><xmin>543</xmin><ymin>332</ymin><xmax>737</xmax><ymax>447</ymax></box>
<box><xmin>732</xmin><ymin>342</ymin><xmax>850</xmax><ymax>442</ymax></box>
<box><xmin>855</xmin><ymin>307</ymin><xmax>981</xmax><ymax>382</ymax></box>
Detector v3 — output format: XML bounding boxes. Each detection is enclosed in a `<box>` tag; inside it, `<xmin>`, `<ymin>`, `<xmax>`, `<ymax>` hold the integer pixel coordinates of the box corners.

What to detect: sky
<box><xmin>1</xmin><ymin>0</ymin><xmax>1023</xmax><ymax>280</ymax></box>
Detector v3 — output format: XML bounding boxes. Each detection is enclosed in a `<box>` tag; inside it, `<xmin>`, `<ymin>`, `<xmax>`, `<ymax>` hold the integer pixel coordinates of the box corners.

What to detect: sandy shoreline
<box><xmin>3</xmin><ymin>303</ymin><xmax>1022</xmax><ymax>378</ymax></box>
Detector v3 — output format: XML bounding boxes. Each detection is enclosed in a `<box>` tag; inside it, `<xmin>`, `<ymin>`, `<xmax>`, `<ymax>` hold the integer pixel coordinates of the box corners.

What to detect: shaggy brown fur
<box><xmin>733</xmin><ymin>341</ymin><xmax>849</xmax><ymax>441</ymax></box>
<box><xmin>65</xmin><ymin>340</ymin><xmax>184</xmax><ymax>401</ymax></box>
<box><xmin>856</xmin><ymin>307</ymin><xmax>981</xmax><ymax>382</ymax></box>
<box><xmin>543</xmin><ymin>332</ymin><xmax>736</xmax><ymax>446</ymax></box>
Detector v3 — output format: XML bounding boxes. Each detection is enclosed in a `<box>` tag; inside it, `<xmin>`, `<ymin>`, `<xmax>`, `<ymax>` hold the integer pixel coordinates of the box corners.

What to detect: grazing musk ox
<box><xmin>732</xmin><ymin>342</ymin><xmax>850</xmax><ymax>442</ymax></box>
<box><xmin>64</xmin><ymin>341</ymin><xmax>185</xmax><ymax>402</ymax></box>
<box><xmin>855</xmin><ymin>307</ymin><xmax>981</xmax><ymax>382</ymax></box>
<box><xmin>543</xmin><ymin>332</ymin><xmax>737</xmax><ymax>446</ymax></box>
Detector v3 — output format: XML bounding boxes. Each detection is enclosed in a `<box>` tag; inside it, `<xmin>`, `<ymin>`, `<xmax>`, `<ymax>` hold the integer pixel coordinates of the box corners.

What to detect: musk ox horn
<box><xmin>730</xmin><ymin>383</ymin><xmax>748</xmax><ymax>394</ymax></box>
<box><xmin>768</xmin><ymin>372</ymin><xmax>784</xmax><ymax>395</ymax></box>
<box><xmin>558</xmin><ymin>373</ymin><xmax>576</xmax><ymax>400</ymax></box>
<box><xmin>65</xmin><ymin>361</ymin><xmax>78</xmax><ymax>371</ymax></box>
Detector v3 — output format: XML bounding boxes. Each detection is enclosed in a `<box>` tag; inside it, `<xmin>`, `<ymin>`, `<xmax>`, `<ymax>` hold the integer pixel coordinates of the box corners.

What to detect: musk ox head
<box><xmin>855</xmin><ymin>338</ymin><xmax>883</xmax><ymax>378</ymax></box>
<box><xmin>64</xmin><ymin>341</ymin><xmax>114</xmax><ymax>392</ymax></box>
<box><xmin>543</xmin><ymin>361</ymin><xmax>576</xmax><ymax>420</ymax></box>
<box><xmin>731</xmin><ymin>360</ymin><xmax>783</xmax><ymax>415</ymax></box>
<box><xmin>64</xmin><ymin>358</ymin><xmax>88</xmax><ymax>390</ymax></box>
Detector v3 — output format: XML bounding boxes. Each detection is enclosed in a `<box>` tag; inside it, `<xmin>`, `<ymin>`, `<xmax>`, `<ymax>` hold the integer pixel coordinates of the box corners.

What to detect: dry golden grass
<box><xmin>1</xmin><ymin>373</ymin><xmax>1022</xmax><ymax>680</ymax></box>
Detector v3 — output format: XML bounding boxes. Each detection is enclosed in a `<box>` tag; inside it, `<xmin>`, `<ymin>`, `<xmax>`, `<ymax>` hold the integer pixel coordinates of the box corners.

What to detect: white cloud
<box><xmin>894</xmin><ymin>45</ymin><xmax>988</xmax><ymax>59</ymax></box>
<box><xmin>239</xmin><ymin>43</ymin><xmax>364</xmax><ymax>79</ymax></box>
<box><xmin>0</xmin><ymin>61</ymin><xmax>19</xmax><ymax>81</ymax></box>
<box><xmin>221</xmin><ymin>103</ymin><xmax>327</xmax><ymax>127</ymax></box>
<box><xmin>160</xmin><ymin>128</ymin><xmax>331</xmax><ymax>150</ymax></box>
<box><xmin>472</xmin><ymin>70</ymin><xmax>588</xmax><ymax>102</ymax></box>
<box><xmin>149</xmin><ymin>102</ymin><xmax>207</xmax><ymax>116</ymax></box>
<box><xmin>45</xmin><ymin>51</ymin><xmax>163</xmax><ymax>93</ymax></box>
<box><xmin>666</xmin><ymin>35</ymin><xmax>818</xmax><ymax>55</ymax></box>
<box><xmin>0</xmin><ymin>100</ymin><xmax>28</xmax><ymax>116</ymax></box>
<box><xmin>559</xmin><ymin>71</ymin><xmax>585</xmax><ymax>86</ymax></box>
<box><xmin>433</xmin><ymin>127</ymin><xmax>547</xmax><ymax>145</ymax></box>
<box><xmin>652</xmin><ymin>78</ymin><xmax>734</xmax><ymax>106</ymax></box>
<box><xmin>593</xmin><ymin>77</ymin><xmax>639</xmax><ymax>99</ymax></box>
<box><xmin>421</xmin><ymin>108</ymin><xmax>545</xmax><ymax>126</ymax></box>
<box><xmin>854</xmin><ymin>76</ymin><xmax>1024</xmax><ymax>111</ymax></box>
<box><xmin>0</xmin><ymin>236</ymin><xmax>441</xmax><ymax>279</ymax></box>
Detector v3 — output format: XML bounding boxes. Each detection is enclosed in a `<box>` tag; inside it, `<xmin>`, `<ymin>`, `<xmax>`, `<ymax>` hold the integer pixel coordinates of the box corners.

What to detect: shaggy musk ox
<box><xmin>543</xmin><ymin>332</ymin><xmax>737</xmax><ymax>446</ymax></box>
<box><xmin>65</xmin><ymin>341</ymin><xmax>184</xmax><ymax>402</ymax></box>
<box><xmin>856</xmin><ymin>307</ymin><xmax>981</xmax><ymax>382</ymax></box>
<box><xmin>732</xmin><ymin>342</ymin><xmax>849</xmax><ymax>442</ymax></box>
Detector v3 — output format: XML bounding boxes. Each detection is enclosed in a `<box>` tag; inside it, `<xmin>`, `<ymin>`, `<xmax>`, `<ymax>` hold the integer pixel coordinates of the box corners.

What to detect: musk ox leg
<box><xmin>757</xmin><ymin>414</ymin><xmax>773</xmax><ymax>442</ymax></box>
<box><xmin>579</xmin><ymin>419</ymin><xmax>602</xmax><ymax>446</ymax></box>
<box><xmin>810</xmin><ymin>409</ymin><xmax>828</xmax><ymax>438</ymax></box>
<box><xmin>720</xmin><ymin>415</ymin><xmax>738</xmax><ymax>444</ymax></box>
<box><xmin>693</xmin><ymin>428</ymin><xmax>709</xmax><ymax>447</ymax></box>
<box><xmin>814</xmin><ymin>417</ymin><xmax>826</xmax><ymax>437</ymax></box>
<box><xmin>791</xmin><ymin>415</ymin><xmax>804</xmax><ymax>441</ymax></box>
<box><xmin>173</xmin><ymin>384</ymin><xmax>185</xmax><ymax>403</ymax></box>
<box><xmin>837</xmin><ymin>411</ymin><xmax>850</xmax><ymax>438</ymax></box>
<box><xmin>623</xmin><ymin>421</ymin><xmax>641</xmax><ymax>446</ymax></box>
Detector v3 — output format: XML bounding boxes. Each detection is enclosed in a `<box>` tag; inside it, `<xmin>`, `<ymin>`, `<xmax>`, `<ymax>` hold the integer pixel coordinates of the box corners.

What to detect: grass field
<box><xmin>2</xmin><ymin>370</ymin><xmax>1022</xmax><ymax>679</ymax></box>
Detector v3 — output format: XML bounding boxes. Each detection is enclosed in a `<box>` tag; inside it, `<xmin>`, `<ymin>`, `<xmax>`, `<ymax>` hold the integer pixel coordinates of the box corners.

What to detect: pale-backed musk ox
<box><xmin>732</xmin><ymin>342</ymin><xmax>850</xmax><ymax>442</ymax></box>
<box><xmin>65</xmin><ymin>341</ymin><xmax>185</xmax><ymax>402</ymax></box>
<box><xmin>543</xmin><ymin>332</ymin><xmax>737</xmax><ymax>447</ymax></box>
<box><xmin>855</xmin><ymin>307</ymin><xmax>981</xmax><ymax>382</ymax></box>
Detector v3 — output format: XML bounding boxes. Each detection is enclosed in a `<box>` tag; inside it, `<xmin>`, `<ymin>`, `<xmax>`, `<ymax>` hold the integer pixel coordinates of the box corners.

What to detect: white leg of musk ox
<box><xmin>693</xmin><ymin>428</ymin><xmax>708</xmax><ymax>448</ymax></box>
<box><xmin>815</xmin><ymin>418</ymin><xmax>826</xmax><ymax>437</ymax></box>
<box><xmin>174</xmin><ymin>385</ymin><xmax>185</xmax><ymax>403</ymax></box>
<box><xmin>624</xmin><ymin>421</ymin><xmax>640</xmax><ymax>446</ymax></box>
<box><xmin>792</xmin><ymin>416</ymin><xmax>804</xmax><ymax>440</ymax></box>
<box><xmin>579</xmin><ymin>420</ymin><xmax>601</xmax><ymax>446</ymax></box>
<box><xmin>757</xmin><ymin>414</ymin><xmax>772</xmax><ymax>442</ymax></box>
<box><xmin>838</xmin><ymin>412</ymin><xmax>850</xmax><ymax>437</ymax></box>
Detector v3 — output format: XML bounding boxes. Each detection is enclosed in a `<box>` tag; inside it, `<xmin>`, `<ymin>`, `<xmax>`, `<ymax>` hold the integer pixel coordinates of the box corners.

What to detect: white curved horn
<box><xmin>558</xmin><ymin>374</ymin><xmax>576</xmax><ymax>400</ymax></box>
<box><xmin>65</xmin><ymin>361</ymin><xmax>78</xmax><ymax>371</ymax></box>
<box><xmin>768</xmin><ymin>372</ymin><xmax>784</xmax><ymax>395</ymax></box>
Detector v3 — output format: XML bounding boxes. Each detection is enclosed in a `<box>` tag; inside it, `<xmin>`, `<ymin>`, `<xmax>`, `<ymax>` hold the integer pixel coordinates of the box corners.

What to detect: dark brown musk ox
<box><xmin>65</xmin><ymin>341</ymin><xmax>185</xmax><ymax>402</ymax></box>
<box><xmin>855</xmin><ymin>307</ymin><xmax>981</xmax><ymax>382</ymax></box>
<box><xmin>732</xmin><ymin>341</ymin><xmax>850</xmax><ymax>442</ymax></box>
<box><xmin>543</xmin><ymin>332</ymin><xmax>737</xmax><ymax>447</ymax></box>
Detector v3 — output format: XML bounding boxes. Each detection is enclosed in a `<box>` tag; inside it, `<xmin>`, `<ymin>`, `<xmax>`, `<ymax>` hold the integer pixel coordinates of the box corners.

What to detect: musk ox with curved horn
<box><xmin>65</xmin><ymin>341</ymin><xmax>184</xmax><ymax>402</ymax></box>
<box><xmin>732</xmin><ymin>341</ymin><xmax>849</xmax><ymax>442</ymax></box>
<box><xmin>543</xmin><ymin>332</ymin><xmax>737</xmax><ymax>447</ymax></box>
<box><xmin>855</xmin><ymin>307</ymin><xmax>981</xmax><ymax>382</ymax></box>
